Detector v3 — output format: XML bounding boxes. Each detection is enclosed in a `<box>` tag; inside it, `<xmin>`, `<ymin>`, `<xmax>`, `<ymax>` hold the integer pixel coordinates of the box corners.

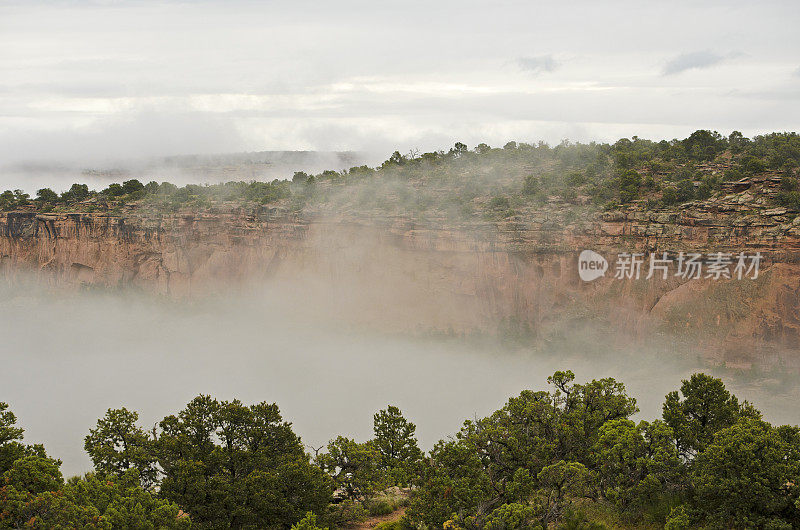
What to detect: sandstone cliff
<box><xmin>1</xmin><ymin>186</ymin><xmax>799</xmax><ymax>368</ymax></box>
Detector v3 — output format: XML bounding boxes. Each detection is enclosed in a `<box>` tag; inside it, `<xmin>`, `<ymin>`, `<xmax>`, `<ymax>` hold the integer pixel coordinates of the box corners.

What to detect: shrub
<box><xmin>328</xmin><ymin>500</ymin><xmax>367</xmax><ymax>527</ymax></box>
<box><xmin>675</xmin><ymin>179</ymin><xmax>695</xmax><ymax>202</ymax></box>
<box><xmin>291</xmin><ymin>512</ymin><xmax>327</xmax><ymax>530</ymax></box>
<box><xmin>617</xmin><ymin>170</ymin><xmax>641</xmax><ymax>203</ymax></box>
<box><xmin>36</xmin><ymin>188</ymin><xmax>59</xmax><ymax>204</ymax></box>
<box><xmin>780</xmin><ymin>177</ymin><xmax>798</xmax><ymax>192</ymax></box>
<box><xmin>661</xmin><ymin>187</ymin><xmax>678</xmax><ymax>206</ymax></box>
<box><xmin>366</xmin><ymin>497</ymin><xmax>395</xmax><ymax>516</ymax></box>
<box><xmin>522</xmin><ymin>175</ymin><xmax>540</xmax><ymax>196</ymax></box>
<box><xmin>775</xmin><ymin>191</ymin><xmax>800</xmax><ymax>210</ymax></box>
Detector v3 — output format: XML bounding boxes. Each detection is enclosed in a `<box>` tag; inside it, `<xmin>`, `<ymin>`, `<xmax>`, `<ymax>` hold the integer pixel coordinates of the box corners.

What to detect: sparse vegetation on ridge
<box><xmin>4</xmin><ymin>131</ymin><xmax>800</xmax><ymax>224</ymax></box>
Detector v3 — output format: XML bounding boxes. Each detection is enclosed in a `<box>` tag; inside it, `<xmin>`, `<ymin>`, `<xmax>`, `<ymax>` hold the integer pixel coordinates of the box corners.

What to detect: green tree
<box><xmin>293</xmin><ymin>171</ymin><xmax>310</xmax><ymax>183</ymax></box>
<box><xmin>594</xmin><ymin>419</ymin><xmax>683</xmax><ymax>520</ymax></box>
<box><xmin>0</xmin><ymin>190</ymin><xmax>16</xmax><ymax>209</ymax></box>
<box><xmin>62</xmin><ymin>183</ymin><xmax>90</xmax><ymax>202</ymax></box>
<box><xmin>156</xmin><ymin>395</ymin><xmax>331</xmax><ymax>528</ymax></box>
<box><xmin>409</xmin><ymin>372</ymin><xmax>638</xmax><ymax>528</ymax></box>
<box><xmin>617</xmin><ymin>170</ymin><xmax>641</xmax><ymax>203</ymax></box>
<box><xmin>103</xmin><ymin>183</ymin><xmax>125</xmax><ymax>196</ymax></box>
<box><xmin>373</xmin><ymin>405</ymin><xmax>423</xmax><ymax>486</ymax></box>
<box><xmin>537</xmin><ymin>461</ymin><xmax>590</xmax><ymax>524</ymax></box>
<box><xmin>681</xmin><ymin>130</ymin><xmax>724</xmax><ymax>161</ymax></box>
<box><xmin>662</xmin><ymin>373</ymin><xmax>757</xmax><ymax>458</ymax></box>
<box><xmin>0</xmin><ymin>401</ymin><xmax>48</xmax><ymax>476</ymax></box>
<box><xmin>0</xmin><ymin>455</ymin><xmax>68</xmax><ymax>528</ymax></box>
<box><xmin>675</xmin><ymin>179</ymin><xmax>695</xmax><ymax>203</ymax></box>
<box><xmin>122</xmin><ymin>179</ymin><xmax>145</xmax><ymax>194</ymax></box>
<box><xmin>13</xmin><ymin>190</ymin><xmax>30</xmax><ymax>206</ymax></box>
<box><xmin>3</xmin><ymin>455</ymin><xmax>63</xmax><ymax>495</ymax></box>
<box><xmin>691</xmin><ymin>419</ymin><xmax>800</xmax><ymax>528</ymax></box>
<box><xmin>35</xmin><ymin>187</ymin><xmax>59</xmax><ymax>203</ymax></box>
<box><xmin>84</xmin><ymin>407</ymin><xmax>158</xmax><ymax>489</ymax></box>
<box><xmin>522</xmin><ymin>175</ymin><xmax>540</xmax><ymax>197</ymax></box>
<box><xmin>0</xmin><ymin>402</ymin><xmax>24</xmax><ymax>453</ymax></box>
<box><xmin>1</xmin><ymin>468</ymin><xmax>191</xmax><ymax>529</ymax></box>
<box><xmin>317</xmin><ymin>436</ymin><xmax>384</xmax><ymax>501</ymax></box>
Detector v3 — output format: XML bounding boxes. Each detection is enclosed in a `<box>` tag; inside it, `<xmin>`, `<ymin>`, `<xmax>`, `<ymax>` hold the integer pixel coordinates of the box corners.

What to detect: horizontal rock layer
<box><xmin>1</xmin><ymin>209</ymin><xmax>798</xmax><ymax>367</ymax></box>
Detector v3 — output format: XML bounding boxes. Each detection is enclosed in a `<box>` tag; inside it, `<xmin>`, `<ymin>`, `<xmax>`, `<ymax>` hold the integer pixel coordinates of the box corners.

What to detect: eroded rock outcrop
<box><xmin>0</xmin><ymin>201</ymin><xmax>798</xmax><ymax>366</ymax></box>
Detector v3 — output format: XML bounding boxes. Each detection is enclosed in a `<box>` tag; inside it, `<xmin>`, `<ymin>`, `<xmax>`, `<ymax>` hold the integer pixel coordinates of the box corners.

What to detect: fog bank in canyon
<box><xmin>2</xmin><ymin>279</ymin><xmax>797</xmax><ymax>477</ymax></box>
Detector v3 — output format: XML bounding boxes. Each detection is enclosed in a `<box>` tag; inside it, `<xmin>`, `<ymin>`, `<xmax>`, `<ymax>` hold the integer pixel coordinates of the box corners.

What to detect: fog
<box><xmin>0</xmin><ymin>150</ymin><xmax>379</xmax><ymax>195</ymax></box>
<box><xmin>2</xmin><ymin>279</ymin><xmax>799</xmax><ymax>478</ymax></box>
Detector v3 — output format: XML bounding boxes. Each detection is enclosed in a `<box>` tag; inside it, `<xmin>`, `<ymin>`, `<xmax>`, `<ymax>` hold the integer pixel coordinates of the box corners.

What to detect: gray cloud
<box><xmin>0</xmin><ymin>107</ymin><xmax>246</xmax><ymax>167</ymax></box>
<box><xmin>0</xmin><ymin>1</ymin><xmax>798</xmax><ymax>166</ymax></box>
<box><xmin>662</xmin><ymin>51</ymin><xmax>729</xmax><ymax>75</ymax></box>
<box><xmin>516</xmin><ymin>55</ymin><xmax>560</xmax><ymax>75</ymax></box>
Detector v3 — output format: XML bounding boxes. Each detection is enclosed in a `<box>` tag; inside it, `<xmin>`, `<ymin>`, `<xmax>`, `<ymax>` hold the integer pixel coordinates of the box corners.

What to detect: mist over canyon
<box><xmin>4</xmin><ymin>278</ymin><xmax>799</xmax><ymax>478</ymax></box>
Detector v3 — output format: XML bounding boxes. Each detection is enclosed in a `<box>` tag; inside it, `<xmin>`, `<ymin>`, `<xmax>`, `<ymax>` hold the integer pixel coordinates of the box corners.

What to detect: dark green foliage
<box><xmin>593</xmin><ymin>419</ymin><xmax>683</xmax><ymax>522</ymax></box>
<box><xmin>62</xmin><ymin>183</ymin><xmax>90</xmax><ymax>202</ymax></box>
<box><xmin>408</xmin><ymin>371</ymin><xmax>638</xmax><ymax>528</ymax></box>
<box><xmin>0</xmin><ymin>401</ymin><xmax>48</xmax><ymax>477</ymax></box>
<box><xmin>695</xmin><ymin>177</ymin><xmax>715</xmax><ymax>200</ymax></box>
<box><xmin>739</xmin><ymin>155</ymin><xmax>767</xmax><ymax>175</ymax></box>
<box><xmin>692</xmin><ymin>419</ymin><xmax>800</xmax><ymax>528</ymax></box>
<box><xmin>373</xmin><ymin>405</ymin><xmax>423</xmax><ymax>487</ymax></box>
<box><xmin>0</xmin><ymin>403</ymin><xmax>24</xmax><ymax>453</ymax></box>
<box><xmin>0</xmin><ymin>468</ymin><xmax>191</xmax><ymax>529</ymax></box>
<box><xmin>776</xmin><ymin>190</ymin><xmax>800</xmax><ymax>210</ymax></box>
<box><xmin>382</xmin><ymin>151</ymin><xmax>407</xmax><ymax>169</ymax></box>
<box><xmin>84</xmin><ymin>407</ymin><xmax>158</xmax><ymax>489</ymax></box>
<box><xmin>103</xmin><ymin>183</ymin><xmax>125</xmax><ymax>196</ymax></box>
<box><xmin>661</xmin><ymin>187</ymin><xmax>678</xmax><ymax>206</ymax></box>
<box><xmin>156</xmin><ymin>395</ymin><xmax>332</xmax><ymax>528</ymax></box>
<box><xmin>122</xmin><ymin>179</ymin><xmax>144</xmax><ymax>194</ymax></box>
<box><xmin>407</xmin><ymin>370</ymin><xmax>800</xmax><ymax>529</ymax></box>
<box><xmin>291</xmin><ymin>511</ymin><xmax>327</xmax><ymax>530</ymax></box>
<box><xmin>317</xmin><ymin>436</ymin><xmax>383</xmax><ymax>502</ymax></box>
<box><xmin>6</xmin><ymin>366</ymin><xmax>800</xmax><ymax>529</ymax></box>
<box><xmin>681</xmin><ymin>130</ymin><xmax>726</xmax><ymax>161</ymax></box>
<box><xmin>144</xmin><ymin>180</ymin><xmax>160</xmax><ymax>194</ymax></box>
<box><xmin>780</xmin><ymin>177</ymin><xmax>798</xmax><ymax>192</ymax></box>
<box><xmin>293</xmin><ymin>171</ymin><xmax>310</xmax><ymax>183</ymax></box>
<box><xmin>675</xmin><ymin>179</ymin><xmax>695</xmax><ymax>203</ymax></box>
<box><xmin>728</xmin><ymin>131</ymin><xmax>749</xmax><ymax>152</ymax></box>
<box><xmin>3</xmin><ymin>455</ymin><xmax>64</xmax><ymax>495</ymax></box>
<box><xmin>0</xmin><ymin>402</ymin><xmax>187</xmax><ymax>528</ymax></box>
<box><xmin>522</xmin><ymin>175</ymin><xmax>540</xmax><ymax>196</ymax></box>
<box><xmin>617</xmin><ymin>170</ymin><xmax>641</xmax><ymax>203</ymax></box>
<box><xmin>35</xmin><ymin>187</ymin><xmax>59</xmax><ymax>203</ymax></box>
<box><xmin>0</xmin><ymin>190</ymin><xmax>15</xmax><ymax>210</ymax></box>
<box><xmin>662</xmin><ymin>373</ymin><xmax>758</xmax><ymax>458</ymax></box>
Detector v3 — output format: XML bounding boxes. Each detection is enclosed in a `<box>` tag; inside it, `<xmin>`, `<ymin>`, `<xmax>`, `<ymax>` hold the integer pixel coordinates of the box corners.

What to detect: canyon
<box><xmin>2</xmin><ymin>175</ymin><xmax>799</xmax><ymax>369</ymax></box>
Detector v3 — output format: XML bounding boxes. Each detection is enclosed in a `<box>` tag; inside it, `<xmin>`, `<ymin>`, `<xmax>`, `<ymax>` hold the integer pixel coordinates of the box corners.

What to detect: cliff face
<box><xmin>1</xmin><ymin>200</ymin><xmax>799</xmax><ymax>366</ymax></box>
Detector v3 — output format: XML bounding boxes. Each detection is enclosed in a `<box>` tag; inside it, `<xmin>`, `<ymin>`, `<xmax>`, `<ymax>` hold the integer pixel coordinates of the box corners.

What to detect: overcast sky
<box><xmin>1</xmin><ymin>0</ymin><xmax>799</xmax><ymax>166</ymax></box>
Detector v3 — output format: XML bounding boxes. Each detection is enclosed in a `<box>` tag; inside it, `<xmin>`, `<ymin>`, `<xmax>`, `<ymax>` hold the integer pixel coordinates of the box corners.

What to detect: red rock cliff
<box><xmin>1</xmin><ymin>202</ymin><xmax>799</xmax><ymax>366</ymax></box>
